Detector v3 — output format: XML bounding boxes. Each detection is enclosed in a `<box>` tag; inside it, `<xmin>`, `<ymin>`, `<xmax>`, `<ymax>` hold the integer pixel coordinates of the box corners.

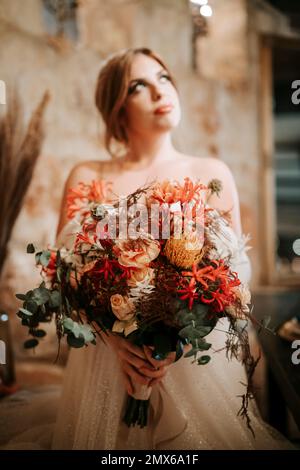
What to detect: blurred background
<box><xmin>0</xmin><ymin>0</ymin><xmax>299</xmax><ymax>444</ymax></box>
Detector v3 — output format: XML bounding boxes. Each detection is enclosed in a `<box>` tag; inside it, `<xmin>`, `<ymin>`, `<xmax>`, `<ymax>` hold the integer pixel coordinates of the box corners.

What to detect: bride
<box><xmin>0</xmin><ymin>47</ymin><xmax>295</xmax><ymax>450</ymax></box>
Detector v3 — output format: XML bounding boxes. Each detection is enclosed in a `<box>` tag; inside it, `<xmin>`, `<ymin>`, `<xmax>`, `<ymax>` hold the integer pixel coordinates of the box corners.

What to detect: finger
<box><xmin>118</xmin><ymin>349</ymin><xmax>154</xmax><ymax>371</ymax></box>
<box><xmin>121</xmin><ymin>371</ymin><xmax>134</xmax><ymax>395</ymax></box>
<box><xmin>143</xmin><ymin>346</ymin><xmax>175</xmax><ymax>368</ymax></box>
<box><xmin>139</xmin><ymin>366</ymin><xmax>166</xmax><ymax>379</ymax></box>
<box><xmin>183</xmin><ymin>344</ymin><xmax>192</xmax><ymax>354</ymax></box>
<box><xmin>149</xmin><ymin>377</ymin><xmax>164</xmax><ymax>387</ymax></box>
<box><xmin>122</xmin><ymin>363</ymin><xmax>152</xmax><ymax>386</ymax></box>
<box><xmin>125</xmin><ymin>340</ymin><xmax>148</xmax><ymax>360</ymax></box>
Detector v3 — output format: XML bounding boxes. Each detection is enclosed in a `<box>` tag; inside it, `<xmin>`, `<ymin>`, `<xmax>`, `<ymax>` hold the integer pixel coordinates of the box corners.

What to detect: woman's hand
<box><xmin>101</xmin><ymin>332</ymin><xmax>162</xmax><ymax>394</ymax></box>
<box><xmin>100</xmin><ymin>329</ymin><xmax>190</xmax><ymax>395</ymax></box>
<box><xmin>142</xmin><ymin>344</ymin><xmax>192</xmax><ymax>386</ymax></box>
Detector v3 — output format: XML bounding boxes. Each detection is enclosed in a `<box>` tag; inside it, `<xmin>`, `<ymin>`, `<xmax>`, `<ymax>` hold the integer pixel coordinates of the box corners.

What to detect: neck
<box><xmin>125</xmin><ymin>132</ymin><xmax>179</xmax><ymax>167</ymax></box>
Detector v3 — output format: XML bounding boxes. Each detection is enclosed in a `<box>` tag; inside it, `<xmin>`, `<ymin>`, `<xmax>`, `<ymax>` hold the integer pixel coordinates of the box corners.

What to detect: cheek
<box><xmin>125</xmin><ymin>100</ymin><xmax>151</xmax><ymax>127</ymax></box>
<box><xmin>171</xmin><ymin>93</ymin><xmax>181</xmax><ymax>123</ymax></box>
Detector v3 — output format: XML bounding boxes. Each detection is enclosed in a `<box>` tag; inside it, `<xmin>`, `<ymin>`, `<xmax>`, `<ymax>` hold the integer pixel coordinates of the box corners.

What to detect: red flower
<box><xmin>74</xmin><ymin>232</ymin><xmax>97</xmax><ymax>249</ymax></box>
<box><xmin>182</xmin><ymin>263</ymin><xmax>216</xmax><ymax>289</ymax></box>
<box><xmin>181</xmin><ymin>259</ymin><xmax>241</xmax><ymax>313</ymax></box>
<box><xmin>95</xmin><ymin>258</ymin><xmax>118</xmax><ymax>282</ymax></box>
<box><xmin>177</xmin><ymin>278</ymin><xmax>199</xmax><ymax>310</ymax></box>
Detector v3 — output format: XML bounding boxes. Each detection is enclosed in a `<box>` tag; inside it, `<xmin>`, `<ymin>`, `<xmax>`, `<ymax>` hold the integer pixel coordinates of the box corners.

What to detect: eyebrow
<box><xmin>128</xmin><ymin>68</ymin><xmax>167</xmax><ymax>85</ymax></box>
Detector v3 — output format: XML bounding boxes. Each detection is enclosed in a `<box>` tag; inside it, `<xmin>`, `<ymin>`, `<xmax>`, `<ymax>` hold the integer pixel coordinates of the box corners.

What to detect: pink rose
<box><xmin>113</xmin><ymin>237</ymin><xmax>160</xmax><ymax>269</ymax></box>
<box><xmin>127</xmin><ymin>267</ymin><xmax>155</xmax><ymax>287</ymax></box>
<box><xmin>110</xmin><ymin>294</ymin><xmax>135</xmax><ymax>321</ymax></box>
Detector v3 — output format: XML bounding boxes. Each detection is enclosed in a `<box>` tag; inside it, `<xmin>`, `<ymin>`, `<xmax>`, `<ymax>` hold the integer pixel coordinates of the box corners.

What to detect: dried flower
<box><xmin>163</xmin><ymin>234</ymin><xmax>204</xmax><ymax>269</ymax></box>
<box><xmin>207</xmin><ymin>179</ymin><xmax>223</xmax><ymax>197</ymax></box>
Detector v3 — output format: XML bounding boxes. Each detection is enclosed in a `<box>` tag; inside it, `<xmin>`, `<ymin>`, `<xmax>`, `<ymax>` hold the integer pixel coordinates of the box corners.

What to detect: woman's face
<box><xmin>123</xmin><ymin>54</ymin><xmax>181</xmax><ymax>138</ymax></box>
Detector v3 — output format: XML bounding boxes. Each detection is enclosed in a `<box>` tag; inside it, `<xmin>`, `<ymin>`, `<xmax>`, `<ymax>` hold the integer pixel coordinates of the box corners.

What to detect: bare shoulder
<box><xmin>67</xmin><ymin>159</ymin><xmax>121</xmax><ymax>185</ymax></box>
<box><xmin>181</xmin><ymin>154</ymin><xmax>242</xmax><ymax>235</ymax></box>
<box><xmin>180</xmin><ymin>154</ymin><xmax>235</xmax><ymax>183</ymax></box>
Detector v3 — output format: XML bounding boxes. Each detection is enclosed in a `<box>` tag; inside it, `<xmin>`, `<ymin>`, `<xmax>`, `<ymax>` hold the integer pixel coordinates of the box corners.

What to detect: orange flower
<box><xmin>147</xmin><ymin>177</ymin><xmax>207</xmax><ymax>206</ymax></box>
<box><xmin>177</xmin><ymin>278</ymin><xmax>199</xmax><ymax>310</ymax></box>
<box><xmin>66</xmin><ymin>179</ymin><xmax>112</xmax><ymax>219</ymax></box>
<box><xmin>113</xmin><ymin>237</ymin><xmax>160</xmax><ymax>269</ymax></box>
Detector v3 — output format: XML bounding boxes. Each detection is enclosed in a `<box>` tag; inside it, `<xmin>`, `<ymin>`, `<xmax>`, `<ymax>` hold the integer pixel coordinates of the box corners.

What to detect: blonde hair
<box><xmin>95</xmin><ymin>47</ymin><xmax>177</xmax><ymax>158</ymax></box>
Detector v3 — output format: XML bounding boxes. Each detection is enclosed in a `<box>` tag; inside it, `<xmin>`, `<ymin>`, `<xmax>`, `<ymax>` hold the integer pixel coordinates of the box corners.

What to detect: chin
<box><xmin>154</xmin><ymin>112</ymin><xmax>181</xmax><ymax>131</ymax></box>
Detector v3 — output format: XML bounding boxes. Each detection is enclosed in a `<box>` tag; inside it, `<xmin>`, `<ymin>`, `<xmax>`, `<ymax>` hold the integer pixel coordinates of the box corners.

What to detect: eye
<box><xmin>128</xmin><ymin>80</ymin><xmax>146</xmax><ymax>95</ymax></box>
<box><xmin>127</xmin><ymin>74</ymin><xmax>172</xmax><ymax>96</ymax></box>
<box><xmin>159</xmin><ymin>73</ymin><xmax>172</xmax><ymax>83</ymax></box>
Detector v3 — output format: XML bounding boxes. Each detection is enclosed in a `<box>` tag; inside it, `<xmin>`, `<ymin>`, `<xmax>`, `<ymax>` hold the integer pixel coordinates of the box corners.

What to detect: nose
<box><xmin>151</xmin><ymin>84</ymin><xmax>163</xmax><ymax>101</ymax></box>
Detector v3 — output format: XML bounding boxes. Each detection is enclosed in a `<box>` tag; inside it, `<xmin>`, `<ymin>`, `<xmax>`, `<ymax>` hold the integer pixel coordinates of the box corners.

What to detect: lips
<box><xmin>154</xmin><ymin>104</ymin><xmax>174</xmax><ymax>115</ymax></box>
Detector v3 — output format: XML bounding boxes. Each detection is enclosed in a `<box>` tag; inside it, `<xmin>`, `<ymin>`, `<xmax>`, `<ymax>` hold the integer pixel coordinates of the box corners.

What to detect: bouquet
<box><xmin>16</xmin><ymin>177</ymin><xmax>257</xmax><ymax>431</ymax></box>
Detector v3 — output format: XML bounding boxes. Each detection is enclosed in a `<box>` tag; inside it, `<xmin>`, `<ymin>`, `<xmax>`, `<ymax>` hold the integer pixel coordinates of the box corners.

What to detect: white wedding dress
<box><xmin>0</xmin><ymin>216</ymin><xmax>296</xmax><ymax>450</ymax></box>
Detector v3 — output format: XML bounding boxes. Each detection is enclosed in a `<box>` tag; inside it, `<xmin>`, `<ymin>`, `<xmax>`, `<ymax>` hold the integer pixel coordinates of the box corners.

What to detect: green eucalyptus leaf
<box><xmin>19</xmin><ymin>308</ymin><xmax>33</xmax><ymax>317</ymax></box>
<box><xmin>35</xmin><ymin>252</ymin><xmax>42</xmax><ymax>264</ymax></box>
<box><xmin>197</xmin><ymin>355</ymin><xmax>211</xmax><ymax>365</ymax></box>
<box><xmin>16</xmin><ymin>293</ymin><xmax>27</xmax><ymax>301</ymax></box>
<box><xmin>39</xmin><ymin>250</ymin><xmax>52</xmax><ymax>267</ymax></box>
<box><xmin>195</xmin><ymin>338</ymin><xmax>212</xmax><ymax>351</ymax></box>
<box><xmin>194</xmin><ymin>303</ymin><xmax>209</xmax><ymax>318</ymax></box>
<box><xmin>32</xmin><ymin>287</ymin><xmax>50</xmax><ymax>306</ymax></box>
<box><xmin>184</xmin><ymin>347</ymin><xmax>201</xmax><ymax>358</ymax></box>
<box><xmin>67</xmin><ymin>333</ymin><xmax>85</xmax><ymax>348</ymax></box>
<box><xmin>31</xmin><ymin>329</ymin><xmax>46</xmax><ymax>338</ymax></box>
<box><xmin>24</xmin><ymin>338</ymin><xmax>39</xmax><ymax>349</ymax></box>
<box><xmin>24</xmin><ymin>300</ymin><xmax>38</xmax><ymax>314</ymax></box>
<box><xmin>49</xmin><ymin>291</ymin><xmax>61</xmax><ymax>309</ymax></box>
<box><xmin>63</xmin><ymin>317</ymin><xmax>75</xmax><ymax>331</ymax></box>
<box><xmin>195</xmin><ymin>326</ymin><xmax>213</xmax><ymax>337</ymax></box>
<box><xmin>77</xmin><ymin>324</ymin><xmax>94</xmax><ymax>343</ymax></box>
<box><xmin>63</xmin><ymin>318</ymin><xmax>94</xmax><ymax>344</ymax></box>
<box><xmin>177</xmin><ymin>310</ymin><xmax>197</xmax><ymax>326</ymax></box>
<box><xmin>179</xmin><ymin>325</ymin><xmax>211</xmax><ymax>340</ymax></box>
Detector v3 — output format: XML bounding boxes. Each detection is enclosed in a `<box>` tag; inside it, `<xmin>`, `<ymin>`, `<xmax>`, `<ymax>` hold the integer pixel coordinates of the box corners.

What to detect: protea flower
<box><xmin>163</xmin><ymin>233</ymin><xmax>204</xmax><ymax>269</ymax></box>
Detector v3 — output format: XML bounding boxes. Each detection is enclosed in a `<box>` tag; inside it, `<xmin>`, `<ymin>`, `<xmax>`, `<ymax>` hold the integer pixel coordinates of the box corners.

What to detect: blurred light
<box><xmin>200</xmin><ymin>5</ymin><xmax>213</xmax><ymax>17</ymax></box>
<box><xmin>190</xmin><ymin>0</ymin><xmax>208</xmax><ymax>5</ymax></box>
<box><xmin>292</xmin><ymin>238</ymin><xmax>300</xmax><ymax>256</ymax></box>
<box><xmin>0</xmin><ymin>313</ymin><xmax>8</xmax><ymax>322</ymax></box>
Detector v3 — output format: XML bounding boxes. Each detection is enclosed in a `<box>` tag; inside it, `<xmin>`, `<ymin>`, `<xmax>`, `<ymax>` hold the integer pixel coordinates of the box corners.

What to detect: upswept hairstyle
<box><xmin>95</xmin><ymin>47</ymin><xmax>177</xmax><ymax>157</ymax></box>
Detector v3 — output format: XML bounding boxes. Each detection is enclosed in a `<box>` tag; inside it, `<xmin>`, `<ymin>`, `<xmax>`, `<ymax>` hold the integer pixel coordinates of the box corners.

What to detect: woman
<box><xmin>0</xmin><ymin>47</ymin><xmax>294</xmax><ymax>450</ymax></box>
<box><xmin>50</xmin><ymin>48</ymin><xmax>293</xmax><ymax>450</ymax></box>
